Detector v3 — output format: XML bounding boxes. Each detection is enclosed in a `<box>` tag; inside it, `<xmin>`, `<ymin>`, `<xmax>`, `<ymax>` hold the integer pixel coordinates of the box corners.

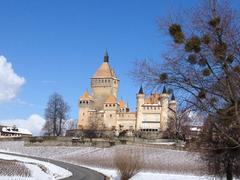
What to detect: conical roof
<box><xmin>93</xmin><ymin>62</ymin><xmax>116</xmax><ymax>78</ymax></box>
<box><xmin>105</xmin><ymin>95</ymin><xmax>117</xmax><ymax>104</ymax></box>
<box><xmin>92</xmin><ymin>52</ymin><xmax>117</xmax><ymax>79</ymax></box>
<box><xmin>138</xmin><ymin>85</ymin><xmax>144</xmax><ymax>94</ymax></box>
<box><xmin>171</xmin><ymin>92</ymin><xmax>176</xmax><ymax>101</ymax></box>
<box><xmin>119</xmin><ymin>100</ymin><xmax>125</xmax><ymax>108</ymax></box>
<box><xmin>80</xmin><ymin>91</ymin><xmax>91</xmax><ymax>101</ymax></box>
<box><xmin>162</xmin><ymin>86</ymin><xmax>167</xmax><ymax>94</ymax></box>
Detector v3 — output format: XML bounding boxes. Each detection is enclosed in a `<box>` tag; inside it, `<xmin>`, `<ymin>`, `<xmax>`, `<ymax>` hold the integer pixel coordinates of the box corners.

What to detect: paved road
<box><xmin>0</xmin><ymin>152</ymin><xmax>106</xmax><ymax>180</ymax></box>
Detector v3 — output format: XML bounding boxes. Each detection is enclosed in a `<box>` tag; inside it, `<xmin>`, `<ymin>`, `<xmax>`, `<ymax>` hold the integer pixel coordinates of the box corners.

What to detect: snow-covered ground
<box><xmin>131</xmin><ymin>172</ymin><xmax>210</xmax><ymax>180</ymax></box>
<box><xmin>81</xmin><ymin>166</ymin><xmax>212</xmax><ymax>180</ymax></box>
<box><xmin>0</xmin><ymin>141</ymin><xmax>209</xmax><ymax>180</ymax></box>
<box><xmin>0</xmin><ymin>153</ymin><xmax>72</xmax><ymax>180</ymax></box>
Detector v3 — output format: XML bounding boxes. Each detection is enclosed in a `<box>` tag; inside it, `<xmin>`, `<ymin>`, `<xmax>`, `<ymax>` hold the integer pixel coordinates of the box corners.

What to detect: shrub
<box><xmin>109</xmin><ymin>141</ymin><xmax>115</xmax><ymax>147</ymax></box>
<box><xmin>119</xmin><ymin>139</ymin><xmax>127</xmax><ymax>144</ymax></box>
<box><xmin>114</xmin><ymin>149</ymin><xmax>144</xmax><ymax>180</ymax></box>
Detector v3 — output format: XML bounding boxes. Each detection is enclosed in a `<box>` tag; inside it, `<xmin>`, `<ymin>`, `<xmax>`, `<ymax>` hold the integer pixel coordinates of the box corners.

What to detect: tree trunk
<box><xmin>53</xmin><ymin>118</ymin><xmax>56</xmax><ymax>136</ymax></box>
<box><xmin>59</xmin><ymin>118</ymin><xmax>62</xmax><ymax>136</ymax></box>
<box><xmin>226</xmin><ymin>164</ymin><xmax>233</xmax><ymax>180</ymax></box>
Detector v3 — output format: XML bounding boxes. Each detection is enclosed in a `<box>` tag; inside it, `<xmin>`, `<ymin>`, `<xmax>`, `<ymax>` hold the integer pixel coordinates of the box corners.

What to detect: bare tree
<box><xmin>166</xmin><ymin>105</ymin><xmax>193</xmax><ymax>140</ymax></box>
<box><xmin>87</xmin><ymin>112</ymin><xmax>103</xmax><ymax>130</ymax></box>
<box><xmin>65</xmin><ymin>119</ymin><xmax>77</xmax><ymax>131</ymax></box>
<box><xmin>42</xmin><ymin>93</ymin><xmax>70</xmax><ymax>136</ymax></box>
<box><xmin>199</xmin><ymin>103</ymin><xmax>240</xmax><ymax>180</ymax></box>
<box><xmin>84</xmin><ymin>112</ymin><xmax>104</xmax><ymax>140</ymax></box>
<box><xmin>131</xmin><ymin>1</ymin><xmax>240</xmax><ymax>179</ymax></box>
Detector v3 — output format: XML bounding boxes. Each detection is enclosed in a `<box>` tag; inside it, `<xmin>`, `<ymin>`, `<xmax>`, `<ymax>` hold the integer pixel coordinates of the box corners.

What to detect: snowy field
<box><xmin>83</xmin><ymin>166</ymin><xmax>212</xmax><ymax>180</ymax></box>
<box><xmin>0</xmin><ymin>153</ymin><xmax>72</xmax><ymax>180</ymax></box>
<box><xmin>0</xmin><ymin>141</ymin><xmax>210</xmax><ymax>180</ymax></box>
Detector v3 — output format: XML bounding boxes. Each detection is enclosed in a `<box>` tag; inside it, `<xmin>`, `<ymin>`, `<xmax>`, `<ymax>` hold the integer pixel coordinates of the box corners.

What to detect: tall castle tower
<box><xmin>136</xmin><ymin>86</ymin><xmax>145</xmax><ymax>130</ymax></box>
<box><xmin>159</xmin><ymin>86</ymin><xmax>170</xmax><ymax>131</ymax></box>
<box><xmin>91</xmin><ymin>52</ymin><xmax>119</xmax><ymax>110</ymax></box>
<box><xmin>78</xmin><ymin>91</ymin><xmax>93</xmax><ymax>129</ymax></box>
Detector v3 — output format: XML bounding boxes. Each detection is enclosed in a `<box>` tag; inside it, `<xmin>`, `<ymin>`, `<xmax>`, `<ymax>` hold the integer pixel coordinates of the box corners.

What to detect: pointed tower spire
<box><xmin>138</xmin><ymin>85</ymin><xmax>144</xmax><ymax>94</ymax></box>
<box><xmin>171</xmin><ymin>92</ymin><xmax>175</xmax><ymax>100</ymax></box>
<box><xmin>104</xmin><ymin>50</ymin><xmax>109</xmax><ymax>62</ymax></box>
<box><xmin>162</xmin><ymin>86</ymin><xmax>167</xmax><ymax>94</ymax></box>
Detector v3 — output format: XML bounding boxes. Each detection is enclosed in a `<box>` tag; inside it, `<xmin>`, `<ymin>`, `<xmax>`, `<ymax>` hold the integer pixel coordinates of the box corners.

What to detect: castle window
<box><xmin>105</xmin><ymin>79</ymin><xmax>107</xmax><ymax>82</ymax></box>
<box><xmin>86</xmin><ymin>101</ymin><xmax>88</xmax><ymax>104</ymax></box>
<box><xmin>110</xmin><ymin>114</ymin><xmax>112</xmax><ymax>118</ymax></box>
<box><xmin>154</xmin><ymin>107</ymin><xmax>156</xmax><ymax>110</ymax></box>
<box><xmin>113</xmin><ymin>104</ymin><xmax>115</xmax><ymax>107</ymax></box>
<box><xmin>108</xmin><ymin>80</ymin><xmax>110</xmax><ymax>83</ymax></box>
<box><xmin>109</xmin><ymin>104</ymin><xmax>112</xmax><ymax>107</ymax></box>
<box><xmin>80</xmin><ymin>101</ymin><xmax>82</xmax><ymax>104</ymax></box>
<box><xmin>105</xmin><ymin>104</ymin><xmax>108</xmax><ymax>107</ymax></box>
<box><xmin>83</xmin><ymin>113</ymin><xmax>85</xmax><ymax>116</ymax></box>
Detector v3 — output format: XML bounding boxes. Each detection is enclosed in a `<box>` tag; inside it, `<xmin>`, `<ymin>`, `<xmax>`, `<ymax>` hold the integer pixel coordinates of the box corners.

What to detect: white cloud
<box><xmin>0</xmin><ymin>114</ymin><xmax>46</xmax><ymax>136</ymax></box>
<box><xmin>0</xmin><ymin>56</ymin><xmax>25</xmax><ymax>102</ymax></box>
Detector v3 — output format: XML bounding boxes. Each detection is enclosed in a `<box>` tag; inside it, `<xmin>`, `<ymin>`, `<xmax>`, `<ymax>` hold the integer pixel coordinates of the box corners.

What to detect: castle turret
<box><xmin>160</xmin><ymin>86</ymin><xmax>170</xmax><ymax>131</ymax></box>
<box><xmin>136</xmin><ymin>85</ymin><xmax>145</xmax><ymax>130</ymax></box>
<box><xmin>91</xmin><ymin>52</ymin><xmax>119</xmax><ymax>111</ymax></box>
<box><xmin>77</xmin><ymin>91</ymin><xmax>93</xmax><ymax>129</ymax></box>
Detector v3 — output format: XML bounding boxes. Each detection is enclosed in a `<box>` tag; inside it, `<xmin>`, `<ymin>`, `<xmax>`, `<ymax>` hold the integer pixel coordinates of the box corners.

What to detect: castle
<box><xmin>77</xmin><ymin>52</ymin><xmax>177</xmax><ymax>132</ymax></box>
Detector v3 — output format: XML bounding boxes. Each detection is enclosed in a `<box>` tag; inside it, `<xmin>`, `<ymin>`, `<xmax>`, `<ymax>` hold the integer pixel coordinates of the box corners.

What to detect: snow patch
<box><xmin>0</xmin><ymin>153</ymin><xmax>72</xmax><ymax>180</ymax></box>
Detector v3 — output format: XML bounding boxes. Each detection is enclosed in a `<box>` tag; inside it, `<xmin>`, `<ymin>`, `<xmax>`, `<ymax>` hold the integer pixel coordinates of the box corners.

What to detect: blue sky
<box><xmin>0</xmin><ymin>0</ymin><xmax>239</xmax><ymax>130</ymax></box>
